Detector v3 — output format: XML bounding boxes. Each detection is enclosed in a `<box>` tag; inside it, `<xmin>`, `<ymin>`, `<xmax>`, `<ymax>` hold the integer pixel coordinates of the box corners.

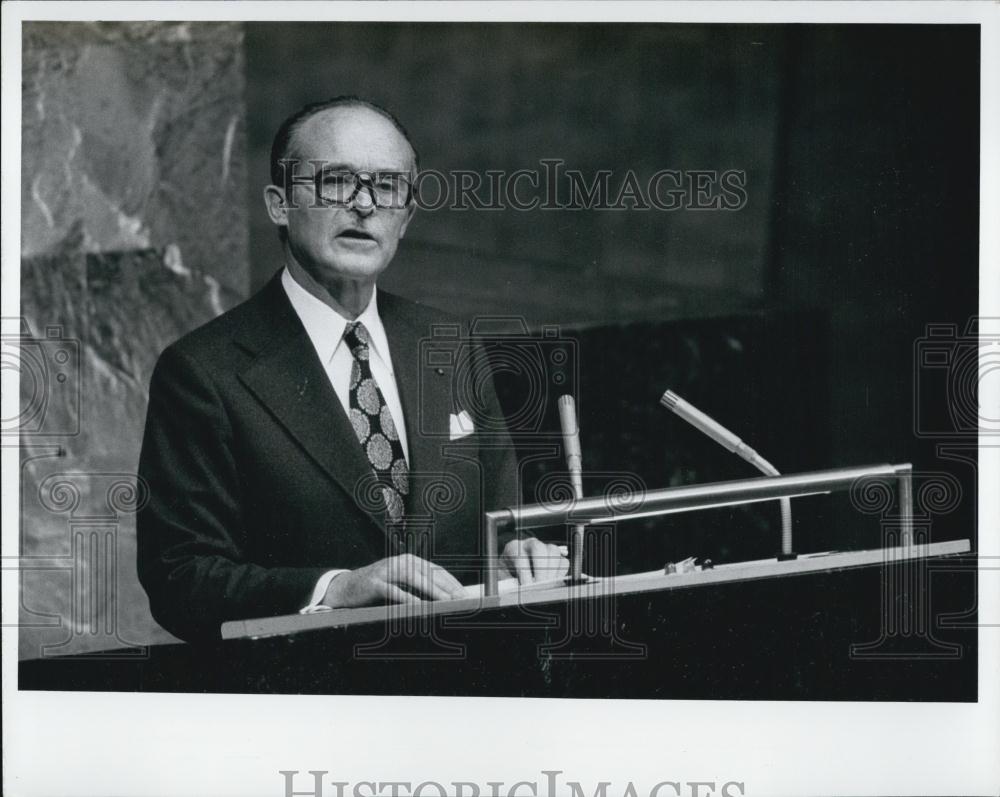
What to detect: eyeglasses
<box><xmin>313</xmin><ymin>170</ymin><xmax>413</xmax><ymax>209</ymax></box>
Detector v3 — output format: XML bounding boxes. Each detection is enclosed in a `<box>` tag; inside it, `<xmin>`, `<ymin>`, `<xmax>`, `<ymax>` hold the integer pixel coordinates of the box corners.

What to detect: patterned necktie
<box><xmin>344</xmin><ymin>321</ymin><xmax>409</xmax><ymax>524</ymax></box>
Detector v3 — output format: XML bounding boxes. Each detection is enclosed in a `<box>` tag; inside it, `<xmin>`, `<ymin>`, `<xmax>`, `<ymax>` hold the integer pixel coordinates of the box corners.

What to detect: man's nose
<box><xmin>349</xmin><ymin>186</ymin><xmax>376</xmax><ymax>216</ymax></box>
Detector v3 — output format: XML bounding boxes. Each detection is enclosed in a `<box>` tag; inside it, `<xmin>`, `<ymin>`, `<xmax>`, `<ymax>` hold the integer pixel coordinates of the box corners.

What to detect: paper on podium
<box><xmin>455</xmin><ymin>575</ymin><xmax>587</xmax><ymax>600</ymax></box>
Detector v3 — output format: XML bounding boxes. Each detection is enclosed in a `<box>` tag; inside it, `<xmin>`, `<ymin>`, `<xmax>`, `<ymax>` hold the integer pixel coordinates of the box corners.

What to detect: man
<box><xmin>137</xmin><ymin>97</ymin><xmax>567</xmax><ymax>642</ymax></box>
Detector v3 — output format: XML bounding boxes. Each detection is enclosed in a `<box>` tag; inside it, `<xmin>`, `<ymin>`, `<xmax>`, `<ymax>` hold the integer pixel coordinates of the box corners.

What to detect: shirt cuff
<box><xmin>300</xmin><ymin>569</ymin><xmax>349</xmax><ymax>614</ymax></box>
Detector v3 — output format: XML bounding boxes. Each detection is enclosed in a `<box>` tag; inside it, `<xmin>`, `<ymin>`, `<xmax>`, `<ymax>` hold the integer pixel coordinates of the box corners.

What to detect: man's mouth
<box><xmin>336</xmin><ymin>229</ymin><xmax>376</xmax><ymax>242</ymax></box>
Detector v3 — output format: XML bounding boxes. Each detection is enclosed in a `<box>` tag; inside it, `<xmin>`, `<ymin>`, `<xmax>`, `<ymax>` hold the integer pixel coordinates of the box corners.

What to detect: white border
<box><xmin>3</xmin><ymin>3</ymin><xmax>998</xmax><ymax>796</ymax></box>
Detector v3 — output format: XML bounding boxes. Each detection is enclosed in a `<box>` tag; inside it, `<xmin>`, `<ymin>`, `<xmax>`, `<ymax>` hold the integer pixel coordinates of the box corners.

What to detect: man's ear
<box><xmin>263</xmin><ymin>184</ymin><xmax>289</xmax><ymax>229</ymax></box>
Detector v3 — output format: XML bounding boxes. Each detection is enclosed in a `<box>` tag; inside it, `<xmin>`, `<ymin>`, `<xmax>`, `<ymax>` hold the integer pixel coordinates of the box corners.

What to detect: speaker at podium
<box><xmin>18</xmin><ymin>314</ymin><xmax>977</xmax><ymax>700</ymax></box>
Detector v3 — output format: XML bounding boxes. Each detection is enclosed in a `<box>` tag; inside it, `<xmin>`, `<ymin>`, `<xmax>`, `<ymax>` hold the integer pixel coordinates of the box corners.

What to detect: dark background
<box><xmin>245</xmin><ymin>22</ymin><xmax>979</xmax><ymax>560</ymax></box>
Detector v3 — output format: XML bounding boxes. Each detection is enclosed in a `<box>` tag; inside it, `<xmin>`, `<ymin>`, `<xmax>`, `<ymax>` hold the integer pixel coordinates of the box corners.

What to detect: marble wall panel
<box><xmin>21</xmin><ymin>21</ymin><xmax>249</xmax><ymax>294</ymax></box>
<box><xmin>18</xmin><ymin>22</ymin><xmax>250</xmax><ymax>658</ymax></box>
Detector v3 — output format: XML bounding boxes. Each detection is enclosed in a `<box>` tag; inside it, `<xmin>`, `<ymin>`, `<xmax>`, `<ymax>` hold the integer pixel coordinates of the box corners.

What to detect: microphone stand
<box><xmin>558</xmin><ymin>394</ymin><xmax>588</xmax><ymax>582</ymax></box>
<box><xmin>660</xmin><ymin>390</ymin><xmax>796</xmax><ymax>560</ymax></box>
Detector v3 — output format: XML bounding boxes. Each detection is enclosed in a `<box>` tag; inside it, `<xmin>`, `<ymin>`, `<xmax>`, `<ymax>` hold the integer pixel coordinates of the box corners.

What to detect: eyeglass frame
<box><xmin>279</xmin><ymin>159</ymin><xmax>415</xmax><ymax>210</ymax></box>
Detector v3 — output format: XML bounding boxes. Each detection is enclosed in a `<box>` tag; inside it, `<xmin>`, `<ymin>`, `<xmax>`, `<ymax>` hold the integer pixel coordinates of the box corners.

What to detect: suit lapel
<box><xmin>235</xmin><ymin>276</ymin><xmax>389</xmax><ymax>537</ymax></box>
<box><xmin>379</xmin><ymin>293</ymin><xmax>453</xmax><ymax>512</ymax></box>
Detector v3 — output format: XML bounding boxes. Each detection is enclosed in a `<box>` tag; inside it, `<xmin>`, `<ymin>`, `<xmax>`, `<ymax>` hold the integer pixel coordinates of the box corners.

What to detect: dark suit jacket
<box><xmin>137</xmin><ymin>273</ymin><xmax>520</xmax><ymax>642</ymax></box>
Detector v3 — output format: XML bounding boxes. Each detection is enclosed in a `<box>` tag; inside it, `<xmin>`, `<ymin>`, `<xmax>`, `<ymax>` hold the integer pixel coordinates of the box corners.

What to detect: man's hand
<box><xmin>500</xmin><ymin>537</ymin><xmax>570</xmax><ymax>585</ymax></box>
<box><xmin>322</xmin><ymin>554</ymin><xmax>464</xmax><ymax>609</ymax></box>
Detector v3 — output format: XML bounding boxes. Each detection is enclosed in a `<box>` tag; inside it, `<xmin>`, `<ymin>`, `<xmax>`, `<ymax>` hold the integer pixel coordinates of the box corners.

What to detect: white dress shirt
<box><xmin>280</xmin><ymin>267</ymin><xmax>410</xmax><ymax>612</ymax></box>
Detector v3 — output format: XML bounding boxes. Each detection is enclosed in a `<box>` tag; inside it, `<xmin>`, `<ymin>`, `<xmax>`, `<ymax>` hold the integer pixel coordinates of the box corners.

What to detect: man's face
<box><xmin>275</xmin><ymin>106</ymin><xmax>415</xmax><ymax>288</ymax></box>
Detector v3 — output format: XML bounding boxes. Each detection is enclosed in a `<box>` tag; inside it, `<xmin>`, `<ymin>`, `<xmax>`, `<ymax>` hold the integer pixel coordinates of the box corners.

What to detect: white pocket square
<box><xmin>449</xmin><ymin>410</ymin><xmax>475</xmax><ymax>440</ymax></box>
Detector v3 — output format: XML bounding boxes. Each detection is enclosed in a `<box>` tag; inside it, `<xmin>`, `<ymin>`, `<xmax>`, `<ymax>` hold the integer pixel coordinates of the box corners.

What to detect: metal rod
<box><xmin>507</xmin><ymin>464</ymin><xmax>898</xmax><ymax>529</ymax></box>
<box><xmin>483</xmin><ymin>463</ymin><xmax>906</xmax><ymax>597</ymax></box>
<box><xmin>570</xmin><ymin>524</ymin><xmax>585</xmax><ymax>581</ymax></box>
<box><xmin>484</xmin><ymin>511</ymin><xmax>505</xmax><ymax>598</ymax></box>
<box><xmin>895</xmin><ymin>463</ymin><xmax>914</xmax><ymax>547</ymax></box>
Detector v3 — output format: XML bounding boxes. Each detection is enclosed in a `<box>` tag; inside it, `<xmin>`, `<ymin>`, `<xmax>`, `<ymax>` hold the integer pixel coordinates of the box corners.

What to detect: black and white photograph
<box><xmin>3</xmin><ymin>2</ymin><xmax>998</xmax><ymax>796</ymax></box>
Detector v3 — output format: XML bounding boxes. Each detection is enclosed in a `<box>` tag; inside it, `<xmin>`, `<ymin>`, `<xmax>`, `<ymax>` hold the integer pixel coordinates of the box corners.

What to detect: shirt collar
<box><xmin>280</xmin><ymin>267</ymin><xmax>392</xmax><ymax>368</ymax></box>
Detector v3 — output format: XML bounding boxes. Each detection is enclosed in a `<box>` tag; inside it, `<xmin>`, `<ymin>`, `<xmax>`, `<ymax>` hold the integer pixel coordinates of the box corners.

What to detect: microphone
<box><xmin>557</xmin><ymin>394</ymin><xmax>586</xmax><ymax>581</ymax></box>
<box><xmin>558</xmin><ymin>395</ymin><xmax>584</xmax><ymax>499</ymax></box>
<box><xmin>659</xmin><ymin>390</ymin><xmax>795</xmax><ymax>559</ymax></box>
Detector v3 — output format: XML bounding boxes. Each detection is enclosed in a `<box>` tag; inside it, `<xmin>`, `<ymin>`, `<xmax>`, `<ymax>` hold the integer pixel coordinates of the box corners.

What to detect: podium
<box><xmin>19</xmin><ymin>464</ymin><xmax>975</xmax><ymax>700</ymax></box>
